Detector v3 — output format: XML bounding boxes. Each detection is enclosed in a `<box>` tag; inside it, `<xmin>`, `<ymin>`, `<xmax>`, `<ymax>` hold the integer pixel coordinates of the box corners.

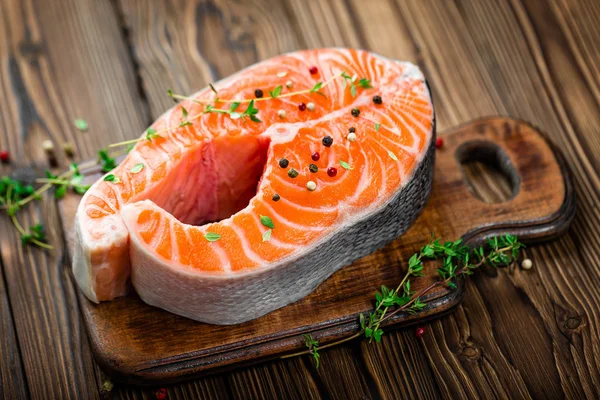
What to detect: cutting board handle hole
<box><xmin>455</xmin><ymin>140</ymin><xmax>520</xmax><ymax>203</ymax></box>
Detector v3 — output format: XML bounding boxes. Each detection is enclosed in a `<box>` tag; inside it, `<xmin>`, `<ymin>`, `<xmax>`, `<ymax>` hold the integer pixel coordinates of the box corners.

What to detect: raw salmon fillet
<box><xmin>73</xmin><ymin>48</ymin><xmax>435</xmax><ymax>324</ymax></box>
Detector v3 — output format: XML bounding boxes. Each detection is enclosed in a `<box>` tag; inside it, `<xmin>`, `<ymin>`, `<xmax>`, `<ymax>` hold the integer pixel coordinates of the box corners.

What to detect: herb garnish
<box><xmin>130</xmin><ymin>163</ymin><xmax>144</xmax><ymax>174</ymax></box>
<box><xmin>74</xmin><ymin>118</ymin><xmax>88</xmax><ymax>132</ymax></box>
<box><xmin>103</xmin><ymin>174</ymin><xmax>121</xmax><ymax>183</ymax></box>
<box><xmin>260</xmin><ymin>215</ymin><xmax>275</xmax><ymax>229</ymax></box>
<box><xmin>339</xmin><ymin>160</ymin><xmax>353</xmax><ymax>170</ymax></box>
<box><xmin>282</xmin><ymin>234</ymin><xmax>524</xmax><ymax>368</ymax></box>
<box><xmin>204</xmin><ymin>232</ymin><xmax>221</xmax><ymax>242</ymax></box>
<box><xmin>268</xmin><ymin>85</ymin><xmax>282</xmax><ymax>99</ymax></box>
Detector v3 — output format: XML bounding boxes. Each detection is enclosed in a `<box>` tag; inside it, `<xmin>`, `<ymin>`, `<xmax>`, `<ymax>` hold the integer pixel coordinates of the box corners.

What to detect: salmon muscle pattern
<box><xmin>72</xmin><ymin>48</ymin><xmax>435</xmax><ymax>324</ymax></box>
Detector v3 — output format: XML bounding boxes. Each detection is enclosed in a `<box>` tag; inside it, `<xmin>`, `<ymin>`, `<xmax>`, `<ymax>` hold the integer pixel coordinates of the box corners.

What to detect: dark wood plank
<box><xmin>381</xmin><ymin>0</ymin><xmax>600</xmax><ymax>398</ymax></box>
<box><xmin>0</xmin><ymin>0</ymin><xmax>149</xmax><ymax>398</ymax></box>
<box><xmin>0</xmin><ymin>265</ymin><xmax>28</xmax><ymax>399</ymax></box>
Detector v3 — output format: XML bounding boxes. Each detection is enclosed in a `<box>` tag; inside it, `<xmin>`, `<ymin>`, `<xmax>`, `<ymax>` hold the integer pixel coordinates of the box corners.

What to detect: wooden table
<box><xmin>0</xmin><ymin>0</ymin><xmax>598</xmax><ymax>398</ymax></box>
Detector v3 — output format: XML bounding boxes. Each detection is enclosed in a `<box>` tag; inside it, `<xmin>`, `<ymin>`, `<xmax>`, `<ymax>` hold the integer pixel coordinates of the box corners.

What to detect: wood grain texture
<box><xmin>1</xmin><ymin>0</ymin><xmax>599</xmax><ymax>398</ymax></box>
<box><xmin>0</xmin><ymin>0</ymin><xmax>147</xmax><ymax>398</ymax></box>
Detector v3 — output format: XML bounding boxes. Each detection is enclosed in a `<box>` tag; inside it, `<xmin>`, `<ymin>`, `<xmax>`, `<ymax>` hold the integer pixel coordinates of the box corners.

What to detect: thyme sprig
<box><xmin>281</xmin><ymin>234</ymin><xmax>524</xmax><ymax>367</ymax></box>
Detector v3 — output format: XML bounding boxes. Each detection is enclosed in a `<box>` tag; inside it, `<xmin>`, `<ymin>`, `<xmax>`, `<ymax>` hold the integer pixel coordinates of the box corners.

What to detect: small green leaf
<box><xmin>130</xmin><ymin>163</ymin><xmax>144</xmax><ymax>174</ymax></box>
<box><xmin>310</xmin><ymin>82</ymin><xmax>323</xmax><ymax>93</ymax></box>
<box><xmin>74</xmin><ymin>119</ymin><xmax>88</xmax><ymax>132</ymax></box>
<box><xmin>54</xmin><ymin>185</ymin><xmax>67</xmax><ymax>199</ymax></box>
<box><xmin>229</xmin><ymin>102</ymin><xmax>240</xmax><ymax>112</ymax></box>
<box><xmin>268</xmin><ymin>85</ymin><xmax>282</xmax><ymax>98</ymax></box>
<box><xmin>204</xmin><ymin>232</ymin><xmax>221</xmax><ymax>242</ymax></box>
<box><xmin>388</xmin><ymin>151</ymin><xmax>398</xmax><ymax>161</ymax></box>
<box><xmin>375</xmin><ymin>123</ymin><xmax>380</xmax><ymax>131</ymax></box>
<box><xmin>358</xmin><ymin>78</ymin><xmax>372</xmax><ymax>88</ymax></box>
<box><xmin>339</xmin><ymin>160</ymin><xmax>353</xmax><ymax>170</ymax></box>
<box><xmin>103</xmin><ymin>174</ymin><xmax>121</xmax><ymax>184</ymax></box>
<box><xmin>262</xmin><ymin>229</ymin><xmax>272</xmax><ymax>242</ymax></box>
<box><xmin>260</xmin><ymin>215</ymin><xmax>274</xmax><ymax>229</ymax></box>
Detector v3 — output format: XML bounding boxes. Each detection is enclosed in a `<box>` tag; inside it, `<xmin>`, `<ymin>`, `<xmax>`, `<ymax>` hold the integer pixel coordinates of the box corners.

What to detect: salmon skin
<box><xmin>73</xmin><ymin>48</ymin><xmax>435</xmax><ymax>324</ymax></box>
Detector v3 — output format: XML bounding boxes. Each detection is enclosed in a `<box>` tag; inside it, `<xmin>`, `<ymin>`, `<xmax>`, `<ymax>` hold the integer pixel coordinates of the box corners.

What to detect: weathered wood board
<box><xmin>58</xmin><ymin>117</ymin><xmax>574</xmax><ymax>385</ymax></box>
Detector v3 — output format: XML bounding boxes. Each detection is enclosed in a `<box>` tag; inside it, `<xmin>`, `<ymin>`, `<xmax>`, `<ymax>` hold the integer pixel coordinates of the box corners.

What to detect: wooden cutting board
<box><xmin>58</xmin><ymin>117</ymin><xmax>574</xmax><ymax>385</ymax></box>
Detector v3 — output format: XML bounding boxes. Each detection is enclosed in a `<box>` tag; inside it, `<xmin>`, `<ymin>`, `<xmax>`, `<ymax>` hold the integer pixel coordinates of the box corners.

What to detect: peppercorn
<box><xmin>155</xmin><ymin>388</ymin><xmax>167</xmax><ymax>400</ymax></box>
<box><xmin>0</xmin><ymin>150</ymin><xmax>9</xmax><ymax>164</ymax></box>
<box><xmin>372</xmin><ymin>95</ymin><xmax>382</xmax><ymax>105</ymax></box>
<box><xmin>279</xmin><ymin>158</ymin><xmax>289</xmax><ymax>168</ymax></box>
<box><xmin>288</xmin><ymin>168</ymin><xmax>299</xmax><ymax>178</ymax></box>
<box><xmin>322</xmin><ymin>136</ymin><xmax>333</xmax><ymax>147</ymax></box>
<box><xmin>349</xmin><ymin>127</ymin><xmax>356</xmax><ymax>133</ymax></box>
<box><xmin>415</xmin><ymin>327</ymin><xmax>426</xmax><ymax>338</ymax></box>
<box><xmin>298</xmin><ymin>103</ymin><xmax>307</xmax><ymax>111</ymax></box>
<box><xmin>272</xmin><ymin>193</ymin><xmax>281</xmax><ymax>202</ymax></box>
<box><xmin>254</xmin><ymin>89</ymin><xmax>263</xmax><ymax>98</ymax></box>
<box><xmin>351</xmin><ymin>108</ymin><xmax>360</xmax><ymax>117</ymax></box>
<box><xmin>309</xmin><ymin>164</ymin><xmax>318</xmax><ymax>173</ymax></box>
<box><xmin>309</xmin><ymin>66</ymin><xmax>318</xmax><ymax>75</ymax></box>
<box><xmin>327</xmin><ymin>167</ymin><xmax>337</xmax><ymax>177</ymax></box>
<box><xmin>311</xmin><ymin>152</ymin><xmax>320</xmax><ymax>161</ymax></box>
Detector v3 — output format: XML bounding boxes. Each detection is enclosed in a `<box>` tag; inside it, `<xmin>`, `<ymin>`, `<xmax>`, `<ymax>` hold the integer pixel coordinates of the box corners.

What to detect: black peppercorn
<box><xmin>322</xmin><ymin>136</ymin><xmax>333</xmax><ymax>147</ymax></box>
<box><xmin>373</xmin><ymin>95</ymin><xmax>382</xmax><ymax>104</ymax></box>
<box><xmin>288</xmin><ymin>168</ymin><xmax>299</xmax><ymax>178</ymax></box>
<box><xmin>255</xmin><ymin>89</ymin><xmax>263</xmax><ymax>98</ymax></box>
<box><xmin>349</xmin><ymin>127</ymin><xmax>356</xmax><ymax>133</ymax></box>
<box><xmin>279</xmin><ymin>158</ymin><xmax>289</xmax><ymax>168</ymax></box>
<box><xmin>309</xmin><ymin>164</ymin><xmax>318</xmax><ymax>173</ymax></box>
<box><xmin>272</xmin><ymin>193</ymin><xmax>281</xmax><ymax>201</ymax></box>
<box><xmin>351</xmin><ymin>108</ymin><xmax>360</xmax><ymax>117</ymax></box>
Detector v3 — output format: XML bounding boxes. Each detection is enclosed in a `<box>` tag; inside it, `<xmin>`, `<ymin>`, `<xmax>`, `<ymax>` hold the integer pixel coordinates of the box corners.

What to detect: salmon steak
<box><xmin>73</xmin><ymin>48</ymin><xmax>435</xmax><ymax>324</ymax></box>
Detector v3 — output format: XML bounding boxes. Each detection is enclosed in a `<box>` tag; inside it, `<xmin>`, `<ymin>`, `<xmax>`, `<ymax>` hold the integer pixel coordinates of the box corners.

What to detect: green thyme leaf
<box><xmin>358</xmin><ymin>78</ymin><xmax>372</xmax><ymax>88</ymax></box>
<box><xmin>268</xmin><ymin>85</ymin><xmax>282</xmax><ymax>99</ymax></box>
<box><xmin>74</xmin><ymin>119</ymin><xmax>88</xmax><ymax>132</ymax></box>
<box><xmin>262</xmin><ymin>229</ymin><xmax>272</xmax><ymax>242</ymax></box>
<box><xmin>204</xmin><ymin>232</ymin><xmax>221</xmax><ymax>242</ymax></box>
<box><xmin>339</xmin><ymin>160</ymin><xmax>353</xmax><ymax>170</ymax></box>
<box><xmin>388</xmin><ymin>151</ymin><xmax>398</xmax><ymax>161</ymax></box>
<box><xmin>310</xmin><ymin>82</ymin><xmax>323</xmax><ymax>93</ymax></box>
<box><xmin>54</xmin><ymin>185</ymin><xmax>67</xmax><ymax>199</ymax></box>
<box><xmin>103</xmin><ymin>174</ymin><xmax>121</xmax><ymax>184</ymax></box>
<box><xmin>229</xmin><ymin>102</ymin><xmax>240</xmax><ymax>112</ymax></box>
<box><xmin>130</xmin><ymin>163</ymin><xmax>144</xmax><ymax>174</ymax></box>
<box><xmin>260</xmin><ymin>215</ymin><xmax>274</xmax><ymax>229</ymax></box>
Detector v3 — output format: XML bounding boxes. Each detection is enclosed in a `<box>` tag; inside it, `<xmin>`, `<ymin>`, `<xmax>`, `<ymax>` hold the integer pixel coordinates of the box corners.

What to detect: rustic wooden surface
<box><xmin>0</xmin><ymin>0</ymin><xmax>599</xmax><ymax>398</ymax></box>
<box><xmin>56</xmin><ymin>117</ymin><xmax>572</xmax><ymax>385</ymax></box>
